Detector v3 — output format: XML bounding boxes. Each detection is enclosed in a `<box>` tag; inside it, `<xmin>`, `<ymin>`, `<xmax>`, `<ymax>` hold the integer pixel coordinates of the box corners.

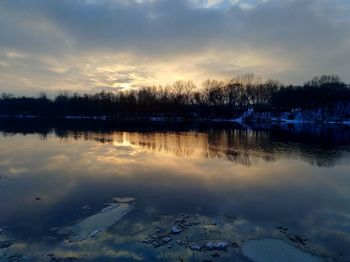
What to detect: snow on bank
<box><xmin>0</xmin><ymin>110</ymin><xmax>349</xmax><ymax>125</ymax></box>
<box><xmin>64</xmin><ymin>115</ymin><xmax>107</xmax><ymax>120</ymax></box>
<box><xmin>218</xmin><ymin>108</ymin><xmax>350</xmax><ymax>126</ymax></box>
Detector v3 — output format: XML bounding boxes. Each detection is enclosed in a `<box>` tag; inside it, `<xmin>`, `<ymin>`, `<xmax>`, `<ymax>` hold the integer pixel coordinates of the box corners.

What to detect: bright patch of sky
<box><xmin>191</xmin><ymin>0</ymin><xmax>267</xmax><ymax>9</ymax></box>
<box><xmin>0</xmin><ymin>0</ymin><xmax>349</xmax><ymax>94</ymax></box>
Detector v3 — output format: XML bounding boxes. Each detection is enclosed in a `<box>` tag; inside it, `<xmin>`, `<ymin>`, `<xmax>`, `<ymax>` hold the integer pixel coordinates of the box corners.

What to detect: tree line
<box><xmin>0</xmin><ymin>74</ymin><xmax>349</xmax><ymax>118</ymax></box>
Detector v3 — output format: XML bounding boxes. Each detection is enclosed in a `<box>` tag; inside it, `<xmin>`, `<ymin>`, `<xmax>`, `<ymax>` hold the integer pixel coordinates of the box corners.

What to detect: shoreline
<box><xmin>1</xmin><ymin>114</ymin><xmax>350</xmax><ymax>126</ymax></box>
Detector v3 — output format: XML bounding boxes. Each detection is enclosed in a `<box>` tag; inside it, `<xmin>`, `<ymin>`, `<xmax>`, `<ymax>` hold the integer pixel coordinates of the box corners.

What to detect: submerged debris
<box><xmin>0</xmin><ymin>229</ymin><xmax>21</xmax><ymax>261</ymax></box>
<box><xmin>144</xmin><ymin>233</ymin><xmax>174</xmax><ymax>248</ymax></box>
<box><xmin>0</xmin><ymin>240</ymin><xmax>14</xmax><ymax>249</ymax></box>
<box><xmin>231</xmin><ymin>242</ymin><xmax>239</xmax><ymax>248</ymax></box>
<box><xmin>140</xmin><ymin>213</ymin><xmax>329</xmax><ymax>261</ymax></box>
<box><xmin>112</xmin><ymin>197</ymin><xmax>135</xmax><ymax>204</ymax></box>
<box><xmin>289</xmin><ymin>235</ymin><xmax>309</xmax><ymax>246</ymax></box>
<box><xmin>142</xmin><ymin>212</ymin><xmax>238</xmax><ymax>259</ymax></box>
<box><xmin>275</xmin><ymin>225</ymin><xmax>288</xmax><ymax>232</ymax></box>
<box><xmin>47</xmin><ymin>253</ymin><xmax>78</xmax><ymax>262</ymax></box>
<box><xmin>0</xmin><ymin>254</ymin><xmax>22</xmax><ymax>262</ymax></box>
<box><xmin>275</xmin><ymin>226</ymin><xmax>309</xmax><ymax>246</ymax></box>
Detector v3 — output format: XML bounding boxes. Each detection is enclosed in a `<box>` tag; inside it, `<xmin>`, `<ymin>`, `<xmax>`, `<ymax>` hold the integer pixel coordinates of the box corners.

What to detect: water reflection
<box><xmin>2</xmin><ymin>118</ymin><xmax>348</xmax><ymax>167</ymax></box>
<box><xmin>0</xmin><ymin>120</ymin><xmax>350</xmax><ymax>261</ymax></box>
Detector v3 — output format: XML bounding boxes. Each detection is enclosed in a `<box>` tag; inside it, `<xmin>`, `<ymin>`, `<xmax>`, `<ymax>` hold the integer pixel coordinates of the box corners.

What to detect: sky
<box><xmin>0</xmin><ymin>0</ymin><xmax>349</xmax><ymax>95</ymax></box>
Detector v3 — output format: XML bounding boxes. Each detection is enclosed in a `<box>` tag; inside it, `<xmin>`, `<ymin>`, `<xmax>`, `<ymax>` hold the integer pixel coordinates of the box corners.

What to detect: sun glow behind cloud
<box><xmin>0</xmin><ymin>0</ymin><xmax>349</xmax><ymax>94</ymax></box>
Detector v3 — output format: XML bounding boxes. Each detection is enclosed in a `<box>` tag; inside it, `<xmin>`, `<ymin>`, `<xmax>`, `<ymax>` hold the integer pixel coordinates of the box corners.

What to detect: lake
<box><xmin>0</xmin><ymin>120</ymin><xmax>350</xmax><ymax>261</ymax></box>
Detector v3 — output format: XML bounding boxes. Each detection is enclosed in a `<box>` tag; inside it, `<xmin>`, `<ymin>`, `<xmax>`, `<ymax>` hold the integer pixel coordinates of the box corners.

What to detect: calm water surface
<box><xmin>0</xmin><ymin>122</ymin><xmax>350</xmax><ymax>261</ymax></box>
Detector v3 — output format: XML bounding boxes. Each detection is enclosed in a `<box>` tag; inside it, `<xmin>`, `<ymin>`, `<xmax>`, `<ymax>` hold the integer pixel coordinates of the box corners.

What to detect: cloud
<box><xmin>0</xmin><ymin>0</ymin><xmax>349</xmax><ymax>94</ymax></box>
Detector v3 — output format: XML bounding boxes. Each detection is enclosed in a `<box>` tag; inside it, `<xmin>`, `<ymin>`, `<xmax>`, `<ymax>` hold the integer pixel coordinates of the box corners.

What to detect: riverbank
<box><xmin>1</xmin><ymin>110</ymin><xmax>350</xmax><ymax>126</ymax></box>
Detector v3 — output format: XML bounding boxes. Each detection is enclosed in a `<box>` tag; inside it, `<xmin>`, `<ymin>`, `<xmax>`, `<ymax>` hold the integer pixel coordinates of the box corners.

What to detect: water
<box><xmin>0</xmin><ymin>120</ymin><xmax>350</xmax><ymax>261</ymax></box>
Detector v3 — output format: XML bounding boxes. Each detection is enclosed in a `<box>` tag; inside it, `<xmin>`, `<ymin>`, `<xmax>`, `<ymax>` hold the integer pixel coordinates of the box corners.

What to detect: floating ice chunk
<box><xmin>206</xmin><ymin>240</ymin><xmax>229</xmax><ymax>250</ymax></box>
<box><xmin>171</xmin><ymin>226</ymin><xmax>182</xmax><ymax>234</ymax></box>
<box><xmin>81</xmin><ymin>205</ymin><xmax>90</xmax><ymax>210</ymax></box>
<box><xmin>242</xmin><ymin>238</ymin><xmax>322</xmax><ymax>262</ymax></box>
<box><xmin>59</xmin><ymin>198</ymin><xmax>135</xmax><ymax>242</ymax></box>
<box><xmin>161</xmin><ymin>237</ymin><xmax>172</xmax><ymax>243</ymax></box>
<box><xmin>99</xmin><ymin>203</ymin><xmax>120</xmax><ymax>213</ymax></box>
<box><xmin>190</xmin><ymin>243</ymin><xmax>201</xmax><ymax>251</ymax></box>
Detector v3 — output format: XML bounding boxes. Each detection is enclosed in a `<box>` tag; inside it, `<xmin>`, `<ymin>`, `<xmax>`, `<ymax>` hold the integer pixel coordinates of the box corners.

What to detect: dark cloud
<box><xmin>0</xmin><ymin>0</ymin><xmax>349</xmax><ymax>93</ymax></box>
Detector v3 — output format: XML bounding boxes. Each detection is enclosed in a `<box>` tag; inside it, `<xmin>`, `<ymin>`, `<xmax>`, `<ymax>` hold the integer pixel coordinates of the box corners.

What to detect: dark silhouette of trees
<box><xmin>0</xmin><ymin>75</ymin><xmax>349</xmax><ymax>118</ymax></box>
<box><xmin>271</xmin><ymin>75</ymin><xmax>350</xmax><ymax>116</ymax></box>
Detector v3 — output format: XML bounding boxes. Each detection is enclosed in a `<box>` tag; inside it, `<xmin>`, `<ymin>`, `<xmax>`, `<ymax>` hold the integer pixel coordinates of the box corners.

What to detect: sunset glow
<box><xmin>1</xmin><ymin>0</ymin><xmax>349</xmax><ymax>94</ymax></box>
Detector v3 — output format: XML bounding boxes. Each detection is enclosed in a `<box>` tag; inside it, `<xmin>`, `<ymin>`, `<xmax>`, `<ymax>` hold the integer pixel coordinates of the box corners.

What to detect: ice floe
<box><xmin>171</xmin><ymin>226</ymin><xmax>182</xmax><ymax>234</ymax></box>
<box><xmin>242</xmin><ymin>238</ymin><xmax>322</xmax><ymax>262</ymax></box>
<box><xmin>58</xmin><ymin>197</ymin><xmax>135</xmax><ymax>242</ymax></box>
